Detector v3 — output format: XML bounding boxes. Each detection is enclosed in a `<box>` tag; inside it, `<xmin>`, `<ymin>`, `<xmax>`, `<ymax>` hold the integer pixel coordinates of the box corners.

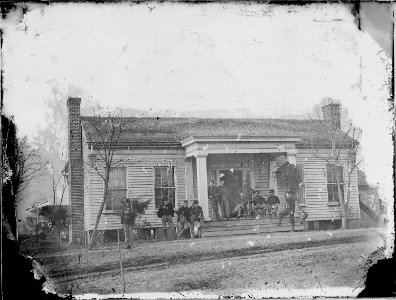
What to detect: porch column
<box><xmin>185</xmin><ymin>157</ymin><xmax>194</xmax><ymax>201</ymax></box>
<box><xmin>195</xmin><ymin>153</ymin><xmax>210</xmax><ymax>221</ymax></box>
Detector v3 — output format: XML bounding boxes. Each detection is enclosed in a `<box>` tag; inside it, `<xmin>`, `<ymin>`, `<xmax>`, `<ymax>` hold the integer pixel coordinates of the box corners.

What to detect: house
<box><xmin>66</xmin><ymin>98</ymin><xmax>360</xmax><ymax>244</ymax></box>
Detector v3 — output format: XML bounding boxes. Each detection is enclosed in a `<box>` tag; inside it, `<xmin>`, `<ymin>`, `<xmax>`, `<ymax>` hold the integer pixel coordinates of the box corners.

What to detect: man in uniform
<box><xmin>189</xmin><ymin>200</ymin><xmax>204</xmax><ymax>238</ymax></box>
<box><xmin>217</xmin><ymin>180</ymin><xmax>230</xmax><ymax>220</ymax></box>
<box><xmin>208</xmin><ymin>181</ymin><xmax>220</xmax><ymax>221</ymax></box>
<box><xmin>176</xmin><ymin>200</ymin><xmax>191</xmax><ymax>239</ymax></box>
<box><xmin>277</xmin><ymin>191</ymin><xmax>296</xmax><ymax>232</ymax></box>
<box><xmin>121</xmin><ymin>199</ymin><xmax>137</xmax><ymax>249</ymax></box>
<box><xmin>251</xmin><ymin>190</ymin><xmax>267</xmax><ymax>218</ymax></box>
<box><xmin>266</xmin><ymin>189</ymin><xmax>280</xmax><ymax>218</ymax></box>
<box><xmin>157</xmin><ymin>197</ymin><xmax>177</xmax><ymax>240</ymax></box>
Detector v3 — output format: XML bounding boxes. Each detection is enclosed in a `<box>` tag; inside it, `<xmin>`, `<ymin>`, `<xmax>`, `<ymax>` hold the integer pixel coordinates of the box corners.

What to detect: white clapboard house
<box><xmin>66</xmin><ymin>98</ymin><xmax>360</xmax><ymax>243</ymax></box>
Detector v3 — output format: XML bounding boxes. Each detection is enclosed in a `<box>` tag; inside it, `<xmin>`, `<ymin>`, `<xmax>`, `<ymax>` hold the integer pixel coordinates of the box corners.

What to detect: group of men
<box><xmin>208</xmin><ymin>179</ymin><xmax>282</xmax><ymax>221</ymax></box>
<box><xmin>121</xmin><ymin>182</ymin><xmax>299</xmax><ymax>248</ymax></box>
<box><xmin>121</xmin><ymin>197</ymin><xmax>205</xmax><ymax>248</ymax></box>
<box><xmin>157</xmin><ymin>197</ymin><xmax>204</xmax><ymax>240</ymax></box>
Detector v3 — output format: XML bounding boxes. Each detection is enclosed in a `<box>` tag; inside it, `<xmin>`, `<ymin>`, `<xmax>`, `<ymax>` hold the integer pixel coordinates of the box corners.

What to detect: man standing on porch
<box><xmin>240</xmin><ymin>180</ymin><xmax>255</xmax><ymax>216</ymax></box>
<box><xmin>208</xmin><ymin>181</ymin><xmax>220</xmax><ymax>221</ymax></box>
<box><xmin>277</xmin><ymin>191</ymin><xmax>296</xmax><ymax>232</ymax></box>
<box><xmin>217</xmin><ymin>180</ymin><xmax>230</xmax><ymax>220</ymax></box>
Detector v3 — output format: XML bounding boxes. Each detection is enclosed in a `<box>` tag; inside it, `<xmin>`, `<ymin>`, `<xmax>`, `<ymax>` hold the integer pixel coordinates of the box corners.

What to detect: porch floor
<box><xmin>202</xmin><ymin>217</ymin><xmax>305</xmax><ymax>238</ymax></box>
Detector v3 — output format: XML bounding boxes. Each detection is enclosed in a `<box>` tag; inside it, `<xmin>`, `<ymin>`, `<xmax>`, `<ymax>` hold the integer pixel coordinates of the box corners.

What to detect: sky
<box><xmin>2</xmin><ymin>3</ymin><xmax>393</xmax><ymax>216</ymax></box>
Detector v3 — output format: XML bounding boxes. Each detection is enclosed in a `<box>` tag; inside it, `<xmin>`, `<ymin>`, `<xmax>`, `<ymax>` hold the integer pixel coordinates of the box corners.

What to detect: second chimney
<box><xmin>322</xmin><ymin>102</ymin><xmax>341</xmax><ymax>130</ymax></box>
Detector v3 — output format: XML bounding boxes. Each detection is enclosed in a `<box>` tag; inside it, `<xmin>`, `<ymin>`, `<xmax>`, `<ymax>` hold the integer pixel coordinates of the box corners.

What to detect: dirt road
<box><xmin>42</xmin><ymin>228</ymin><xmax>386</xmax><ymax>297</ymax></box>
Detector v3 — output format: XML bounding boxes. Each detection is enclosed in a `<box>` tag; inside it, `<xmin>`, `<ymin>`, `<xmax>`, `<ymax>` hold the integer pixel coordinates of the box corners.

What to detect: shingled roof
<box><xmin>81</xmin><ymin>116</ymin><xmax>355</xmax><ymax>147</ymax></box>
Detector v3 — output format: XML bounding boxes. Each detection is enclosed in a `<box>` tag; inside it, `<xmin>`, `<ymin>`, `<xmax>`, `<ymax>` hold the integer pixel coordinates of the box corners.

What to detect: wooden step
<box><xmin>205</xmin><ymin>218</ymin><xmax>298</xmax><ymax>228</ymax></box>
<box><xmin>202</xmin><ymin>225</ymin><xmax>304</xmax><ymax>238</ymax></box>
<box><xmin>203</xmin><ymin>222</ymin><xmax>301</xmax><ymax>232</ymax></box>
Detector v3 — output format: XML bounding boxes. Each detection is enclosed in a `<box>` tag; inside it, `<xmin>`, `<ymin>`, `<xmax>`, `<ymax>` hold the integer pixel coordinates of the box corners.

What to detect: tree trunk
<box><xmin>336</xmin><ymin>173</ymin><xmax>347</xmax><ymax>229</ymax></box>
<box><xmin>88</xmin><ymin>170</ymin><xmax>110</xmax><ymax>249</ymax></box>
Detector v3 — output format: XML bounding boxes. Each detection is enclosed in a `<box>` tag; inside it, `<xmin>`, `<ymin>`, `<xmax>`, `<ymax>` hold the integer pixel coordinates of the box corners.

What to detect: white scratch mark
<box><xmin>246</xmin><ymin>241</ymin><xmax>255</xmax><ymax>247</ymax></box>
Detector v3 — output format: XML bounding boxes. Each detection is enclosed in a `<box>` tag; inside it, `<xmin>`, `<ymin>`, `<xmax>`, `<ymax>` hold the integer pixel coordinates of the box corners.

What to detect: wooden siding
<box><xmin>252</xmin><ymin>154</ymin><xmax>271</xmax><ymax>196</ymax></box>
<box><xmin>82</xmin><ymin>131</ymin><xmax>91</xmax><ymax>231</ymax></box>
<box><xmin>296</xmin><ymin>148</ymin><xmax>360</xmax><ymax>222</ymax></box>
<box><xmin>87</xmin><ymin>148</ymin><xmax>187</xmax><ymax>230</ymax></box>
<box><xmin>83</xmin><ymin>145</ymin><xmax>360</xmax><ymax>230</ymax></box>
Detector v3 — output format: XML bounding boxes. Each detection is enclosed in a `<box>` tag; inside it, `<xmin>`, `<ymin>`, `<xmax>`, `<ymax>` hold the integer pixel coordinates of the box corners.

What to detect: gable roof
<box><xmin>81</xmin><ymin>116</ymin><xmax>355</xmax><ymax>147</ymax></box>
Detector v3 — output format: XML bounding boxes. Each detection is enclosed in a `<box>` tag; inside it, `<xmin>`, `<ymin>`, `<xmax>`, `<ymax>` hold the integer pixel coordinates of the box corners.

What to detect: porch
<box><xmin>181</xmin><ymin>135</ymin><xmax>301</xmax><ymax>221</ymax></box>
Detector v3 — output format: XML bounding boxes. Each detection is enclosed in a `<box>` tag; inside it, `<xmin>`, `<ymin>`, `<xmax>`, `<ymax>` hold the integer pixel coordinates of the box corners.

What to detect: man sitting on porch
<box><xmin>266</xmin><ymin>189</ymin><xmax>280</xmax><ymax>218</ymax></box>
<box><xmin>252</xmin><ymin>191</ymin><xmax>267</xmax><ymax>218</ymax></box>
<box><xmin>189</xmin><ymin>200</ymin><xmax>204</xmax><ymax>238</ymax></box>
<box><xmin>233</xmin><ymin>192</ymin><xmax>249</xmax><ymax>220</ymax></box>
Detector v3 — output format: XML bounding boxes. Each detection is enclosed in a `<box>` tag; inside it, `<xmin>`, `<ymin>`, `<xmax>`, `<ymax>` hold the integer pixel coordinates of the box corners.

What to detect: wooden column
<box><xmin>195</xmin><ymin>154</ymin><xmax>210</xmax><ymax>221</ymax></box>
<box><xmin>185</xmin><ymin>157</ymin><xmax>194</xmax><ymax>201</ymax></box>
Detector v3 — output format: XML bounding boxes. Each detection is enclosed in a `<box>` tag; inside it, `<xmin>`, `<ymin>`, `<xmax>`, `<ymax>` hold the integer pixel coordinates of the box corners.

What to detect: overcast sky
<box><xmin>2</xmin><ymin>3</ymin><xmax>393</xmax><ymax>211</ymax></box>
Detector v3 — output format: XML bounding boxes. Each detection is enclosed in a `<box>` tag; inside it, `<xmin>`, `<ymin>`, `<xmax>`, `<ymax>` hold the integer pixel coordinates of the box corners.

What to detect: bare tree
<box><xmin>14</xmin><ymin>137</ymin><xmax>47</xmax><ymax>200</ymax></box>
<box><xmin>86</xmin><ymin>107</ymin><xmax>129</xmax><ymax>249</ymax></box>
<box><xmin>309</xmin><ymin>101</ymin><xmax>361</xmax><ymax>229</ymax></box>
<box><xmin>48</xmin><ymin>162</ymin><xmax>69</xmax><ymax>242</ymax></box>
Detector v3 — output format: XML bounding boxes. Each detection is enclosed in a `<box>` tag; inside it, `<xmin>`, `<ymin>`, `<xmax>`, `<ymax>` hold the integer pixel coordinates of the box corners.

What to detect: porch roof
<box><xmin>181</xmin><ymin>135</ymin><xmax>300</xmax><ymax>157</ymax></box>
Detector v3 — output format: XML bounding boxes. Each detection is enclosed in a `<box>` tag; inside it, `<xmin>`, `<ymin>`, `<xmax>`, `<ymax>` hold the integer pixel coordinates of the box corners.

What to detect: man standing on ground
<box><xmin>176</xmin><ymin>200</ymin><xmax>191</xmax><ymax>239</ymax></box>
<box><xmin>121</xmin><ymin>199</ymin><xmax>137</xmax><ymax>249</ymax></box>
<box><xmin>217</xmin><ymin>180</ymin><xmax>230</xmax><ymax>220</ymax></box>
<box><xmin>157</xmin><ymin>197</ymin><xmax>177</xmax><ymax>240</ymax></box>
<box><xmin>208</xmin><ymin>181</ymin><xmax>220</xmax><ymax>221</ymax></box>
<box><xmin>189</xmin><ymin>200</ymin><xmax>204</xmax><ymax>238</ymax></box>
<box><xmin>277</xmin><ymin>191</ymin><xmax>296</xmax><ymax>232</ymax></box>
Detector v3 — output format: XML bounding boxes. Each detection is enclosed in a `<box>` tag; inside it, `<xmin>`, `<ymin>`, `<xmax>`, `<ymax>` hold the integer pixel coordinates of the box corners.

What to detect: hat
<box><xmin>285</xmin><ymin>190</ymin><xmax>291</xmax><ymax>194</ymax></box>
<box><xmin>269</xmin><ymin>189</ymin><xmax>274</xmax><ymax>193</ymax></box>
<box><xmin>193</xmin><ymin>200</ymin><xmax>199</xmax><ymax>204</ymax></box>
<box><xmin>125</xmin><ymin>198</ymin><xmax>130</xmax><ymax>204</ymax></box>
<box><xmin>162</xmin><ymin>197</ymin><xmax>169</xmax><ymax>202</ymax></box>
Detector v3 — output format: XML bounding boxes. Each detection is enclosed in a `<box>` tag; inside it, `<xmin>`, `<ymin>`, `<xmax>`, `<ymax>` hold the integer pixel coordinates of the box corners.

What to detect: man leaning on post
<box><xmin>157</xmin><ymin>197</ymin><xmax>177</xmax><ymax>240</ymax></box>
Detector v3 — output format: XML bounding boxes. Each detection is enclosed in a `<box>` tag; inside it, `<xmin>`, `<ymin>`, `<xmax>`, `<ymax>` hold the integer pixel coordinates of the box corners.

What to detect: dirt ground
<box><xmin>40</xmin><ymin>228</ymin><xmax>387</xmax><ymax>298</ymax></box>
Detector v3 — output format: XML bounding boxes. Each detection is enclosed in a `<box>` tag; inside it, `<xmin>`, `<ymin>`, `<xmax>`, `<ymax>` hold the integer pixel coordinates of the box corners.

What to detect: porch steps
<box><xmin>202</xmin><ymin>218</ymin><xmax>304</xmax><ymax>238</ymax></box>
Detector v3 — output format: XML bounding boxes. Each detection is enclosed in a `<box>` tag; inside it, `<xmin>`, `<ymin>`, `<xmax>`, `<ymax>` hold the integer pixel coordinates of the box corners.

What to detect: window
<box><xmin>326</xmin><ymin>164</ymin><xmax>344</xmax><ymax>203</ymax></box>
<box><xmin>297</xmin><ymin>164</ymin><xmax>305</xmax><ymax>205</ymax></box>
<box><xmin>106</xmin><ymin>167</ymin><xmax>127</xmax><ymax>210</ymax></box>
<box><xmin>154</xmin><ymin>166</ymin><xmax>175</xmax><ymax>208</ymax></box>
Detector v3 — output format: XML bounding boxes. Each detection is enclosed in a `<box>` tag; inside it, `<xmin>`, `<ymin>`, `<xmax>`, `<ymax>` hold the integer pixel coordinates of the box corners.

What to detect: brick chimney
<box><xmin>67</xmin><ymin>97</ymin><xmax>84</xmax><ymax>244</ymax></box>
<box><xmin>322</xmin><ymin>102</ymin><xmax>341</xmax><ymax>130</ymax></box>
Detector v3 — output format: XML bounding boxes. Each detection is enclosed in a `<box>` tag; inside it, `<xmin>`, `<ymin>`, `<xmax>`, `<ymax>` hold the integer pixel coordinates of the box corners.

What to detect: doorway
<box><xmin>218</xmin><ymin>169</ymin><xmax>251</xmax><ymax>211</ymax></box>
